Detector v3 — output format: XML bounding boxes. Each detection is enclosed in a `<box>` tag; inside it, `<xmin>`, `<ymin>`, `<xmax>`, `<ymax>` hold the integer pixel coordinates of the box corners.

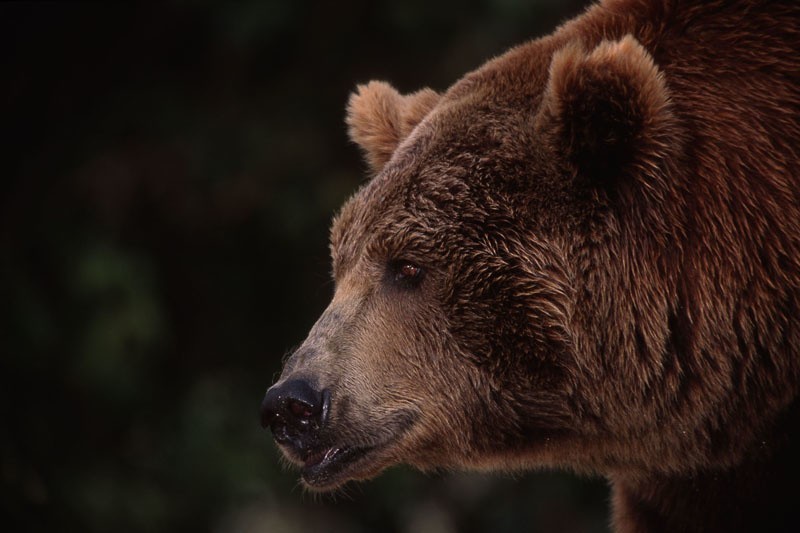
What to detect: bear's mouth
<box><xmin>283</xmin><ymin>409</ymin><xmax>418</xmax><ymax>489</ymax></box>
<box><xmin>299</xmin><ymin>445</ymin><xmax>373</xmax><ymax>488</ymax></box>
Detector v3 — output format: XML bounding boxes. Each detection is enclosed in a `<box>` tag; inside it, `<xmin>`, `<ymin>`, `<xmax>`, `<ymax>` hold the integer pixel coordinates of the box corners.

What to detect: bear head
<box><xmin>260</xmin><ymin>35</ymin><xmax>772</xmax><ymax>490</ymax></box>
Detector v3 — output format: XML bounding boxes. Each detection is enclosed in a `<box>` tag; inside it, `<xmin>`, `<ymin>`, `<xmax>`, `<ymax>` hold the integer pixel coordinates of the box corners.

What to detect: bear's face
<box><xmin>270</xmin><ymin>127</ymin><xmax>576</xmax><ymax>488</ymax></box>
<box><xmin>262</xmin><ymin>36</ymin><xmax>680</xmax><ymax>489</ymax></box>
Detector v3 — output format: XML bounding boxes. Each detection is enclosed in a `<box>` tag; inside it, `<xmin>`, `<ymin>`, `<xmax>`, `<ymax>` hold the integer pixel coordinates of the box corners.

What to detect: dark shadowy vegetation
<box><xmin>2</xmin><ymin>1</ymin><xmax>607</xmax><ymax>531</ymax></box>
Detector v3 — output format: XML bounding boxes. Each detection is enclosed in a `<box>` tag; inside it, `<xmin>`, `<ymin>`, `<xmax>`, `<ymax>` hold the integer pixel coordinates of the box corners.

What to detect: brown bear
<box><xmin>261</xmin><ymin>0</ymin><xmax>800</xmax><ymax>531</ymax></box>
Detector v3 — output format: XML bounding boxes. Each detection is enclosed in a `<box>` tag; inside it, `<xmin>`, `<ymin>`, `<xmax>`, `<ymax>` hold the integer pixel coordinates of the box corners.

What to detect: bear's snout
<box><xmin>260</xmin><ymin>379</ymin><xmax>330</xmax><ymax>450</ymax></box>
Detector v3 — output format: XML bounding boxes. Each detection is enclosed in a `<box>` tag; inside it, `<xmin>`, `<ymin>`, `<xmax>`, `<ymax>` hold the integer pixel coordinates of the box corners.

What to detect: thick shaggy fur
<box><xmin>269</xmin><ymin>1</ymin><xmax>799</xmax><ymax>531</ymax></box>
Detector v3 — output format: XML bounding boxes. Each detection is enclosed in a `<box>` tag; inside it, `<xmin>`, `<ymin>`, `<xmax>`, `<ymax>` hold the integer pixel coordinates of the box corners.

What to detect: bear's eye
<box><xmin>389</xmin><ymin>260</ymin><xmax>424</xmax><ymax>288</ymax></box>
<box><xmin>399</xmin><ymin>263</ymin><xmax>421</xmax><ymax>279</ymax></box>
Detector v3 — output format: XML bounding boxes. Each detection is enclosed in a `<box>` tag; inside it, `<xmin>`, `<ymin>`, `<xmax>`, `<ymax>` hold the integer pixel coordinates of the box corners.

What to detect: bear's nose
<box><xmin>260</xmin><ymin>379</ymin><xmax>328</xmax><ymax>440</ymax></box>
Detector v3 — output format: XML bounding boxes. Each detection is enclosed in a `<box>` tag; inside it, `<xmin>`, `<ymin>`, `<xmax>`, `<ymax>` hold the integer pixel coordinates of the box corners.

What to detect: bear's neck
<box><xmin>610</xmin><ymin>399</ymin><xmax>800</xmax><ymax>533</ymax></box>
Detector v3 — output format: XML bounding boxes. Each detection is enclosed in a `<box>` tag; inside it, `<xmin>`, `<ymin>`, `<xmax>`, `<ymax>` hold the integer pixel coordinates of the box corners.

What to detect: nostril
<box><xmin>288</xmin><ymin>399</ymin><xmax>314</xmax><ymax>419</ymax></box>
<box><xmin>321</xmin><ymin>388</ymin><xmax>331</xmax><ymax>425</ymax></box>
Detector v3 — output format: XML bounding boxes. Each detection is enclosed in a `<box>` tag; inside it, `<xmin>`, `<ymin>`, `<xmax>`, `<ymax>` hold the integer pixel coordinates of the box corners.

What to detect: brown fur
<box><xmin>268</xmin><ymin>1</ymin><xmax>800</xmax><ymax>531</ymax></box>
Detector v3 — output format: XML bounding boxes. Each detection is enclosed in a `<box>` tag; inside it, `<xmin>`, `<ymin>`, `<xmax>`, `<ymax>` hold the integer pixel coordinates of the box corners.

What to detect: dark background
<box><xmin>2</xmin><ymin>1</ymin><xmax>609</xmax><ymax>531</ymax></box>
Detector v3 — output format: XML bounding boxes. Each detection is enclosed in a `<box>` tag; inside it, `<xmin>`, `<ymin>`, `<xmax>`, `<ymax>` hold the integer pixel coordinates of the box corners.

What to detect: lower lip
<box><xmin>301</xmin><ymin>446</ymin><xmax>367</xmax><ymax>487</ymax></box>
<box><xmin>304</xmin><ymin>447</ymin><xmax>339</xmax><ymax>468</ymax></box>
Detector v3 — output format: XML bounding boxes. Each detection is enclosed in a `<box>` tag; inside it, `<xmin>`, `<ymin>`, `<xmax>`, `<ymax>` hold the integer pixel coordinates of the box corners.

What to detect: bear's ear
<box><xmin>346</xmin><ymin>81</ymin><xmax>440</xmax><ymax>173</ymax></box>
<box><xmin>538</xmin><ymin>35</ymin><xmax>674</xmax><ymax>185</ymax></box>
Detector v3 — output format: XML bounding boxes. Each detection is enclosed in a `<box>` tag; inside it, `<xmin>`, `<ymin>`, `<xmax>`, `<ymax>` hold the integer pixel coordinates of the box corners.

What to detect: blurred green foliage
<box><xmin>2</xmin><ymin>1</ymin><xmax>608</xmax><ymax>531</ymax></box>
